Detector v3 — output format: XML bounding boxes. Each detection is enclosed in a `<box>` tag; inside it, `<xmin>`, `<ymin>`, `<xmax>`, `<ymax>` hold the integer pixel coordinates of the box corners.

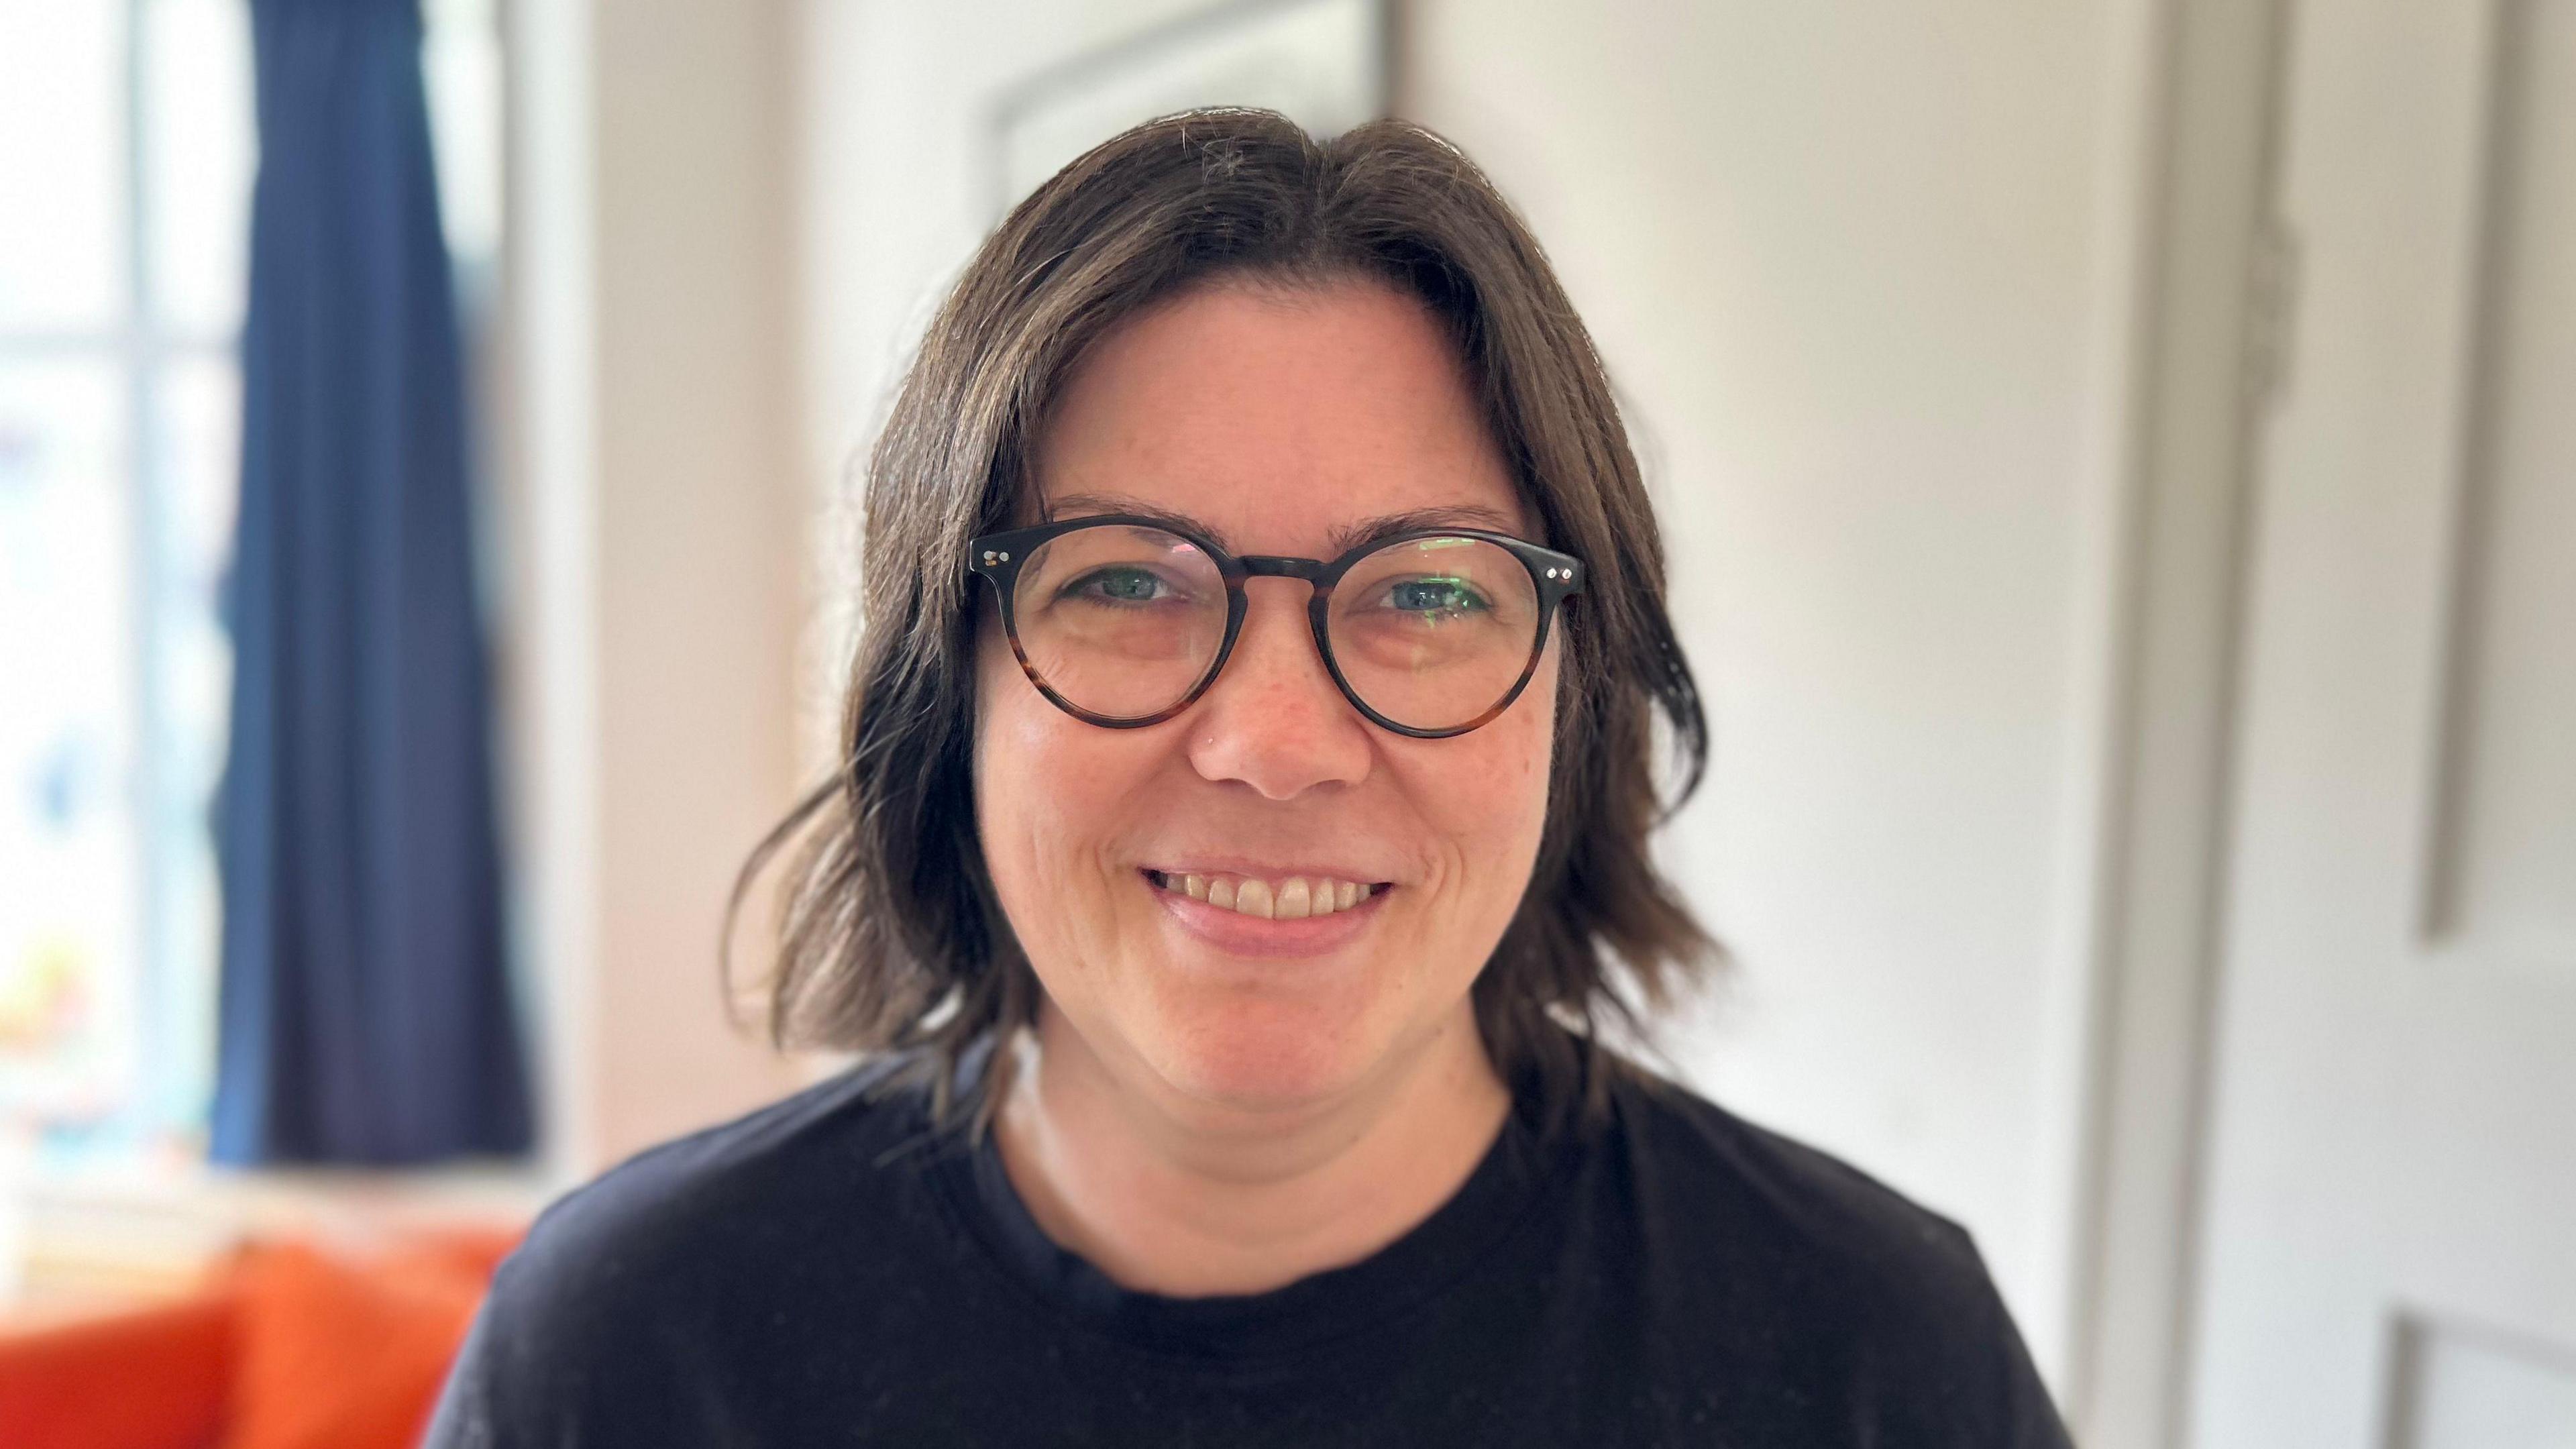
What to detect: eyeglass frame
<box><xmin>967</xmin><ymin>514</ymin><xmax>1585</xmax><ymax>740</ymax></box>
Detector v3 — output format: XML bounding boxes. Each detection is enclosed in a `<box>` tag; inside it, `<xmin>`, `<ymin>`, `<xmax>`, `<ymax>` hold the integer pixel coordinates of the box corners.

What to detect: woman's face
<box><xmin>974</xmin><ymin>279</ymin><xmax>1561</xmax><ymax>1118</ymax></box>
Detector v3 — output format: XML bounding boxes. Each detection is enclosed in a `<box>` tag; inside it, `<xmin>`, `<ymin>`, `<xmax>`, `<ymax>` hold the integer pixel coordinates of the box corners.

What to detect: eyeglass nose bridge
<box><xmin>1218</xmin><ymin>555</ymin><xmax>1342</xmax><ymax>682</ymax></box>
<box><xmin>1236</xmin><ymin>555</ymin><xmax>1336</xmax><ymax>589</ymax></box>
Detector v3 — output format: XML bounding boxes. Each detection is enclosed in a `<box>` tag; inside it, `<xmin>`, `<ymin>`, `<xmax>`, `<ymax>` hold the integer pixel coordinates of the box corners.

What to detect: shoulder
<box><xmin>425</xmin><ymin>1054</ymin><xmax>954</xmax><ymax>1444</ymax></box>
<box><xmin>504</xmin><ymin>1051</ymin><xmax>941</xmax><ymax>1279</ymax></box>
<box><xmin>497</xmin><ymin>1051</ymin><xmax>961</xmax><ymax>1309</ymax></box>
<box><xmin>1607</xmin><ymin>1063</ymin><xmax>1988</xmax><ymax>1286</ymax></box>
<box><xmin>1588</xmin><ymin>1061</ymin><xmax>2070</xmax><ymax>1444</ymax></box>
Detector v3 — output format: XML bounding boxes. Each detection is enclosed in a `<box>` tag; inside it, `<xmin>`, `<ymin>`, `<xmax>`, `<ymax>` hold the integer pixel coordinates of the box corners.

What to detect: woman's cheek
<box><xmin>1448</xmin><ymin>667</ymin><xmax>1556</xmax><ymax>843</ymax></box>
<box><xmin>976</xmin><ymin>659</ymin><xmax>1161</xmax><ymax>963</ymax></box>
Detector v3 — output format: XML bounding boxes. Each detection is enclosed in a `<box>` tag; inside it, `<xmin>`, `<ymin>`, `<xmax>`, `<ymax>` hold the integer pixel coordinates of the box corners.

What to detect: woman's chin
<box><xmin>1144</xmin><ymin>1005</ymin><xmax>1382</xmax><ymax>1116</ymax></box>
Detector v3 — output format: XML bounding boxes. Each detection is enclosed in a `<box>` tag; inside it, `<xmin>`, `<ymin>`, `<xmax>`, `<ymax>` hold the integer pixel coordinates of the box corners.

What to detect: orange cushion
<box><xmin>398</xmin><ymin>1225</ymin><xmax>525</xmax><ymax>1285</ymax></box>
<box><xmin>0</xmin><ymin>1287</ymin><xmax>235</xmax><ymax>1449</ymax></box>
<box><xmin>215</xmin><ymin>1235</ymin><xmax>501</xmax><ymax>1449</ymax></box>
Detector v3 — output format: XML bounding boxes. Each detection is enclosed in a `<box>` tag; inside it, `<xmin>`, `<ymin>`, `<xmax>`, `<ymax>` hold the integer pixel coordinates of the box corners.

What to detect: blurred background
<box><xmin>1</xmin><ymin>1</ymin><xmax>2569</xmax><ymax>1446</ymax></box>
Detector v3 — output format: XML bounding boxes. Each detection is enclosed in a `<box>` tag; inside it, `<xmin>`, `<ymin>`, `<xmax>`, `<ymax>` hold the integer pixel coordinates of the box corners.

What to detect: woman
<box><xmin>430</xmin><ymin>110</ymin><xmax>2071</xmax><ymax>1446</ymax></box>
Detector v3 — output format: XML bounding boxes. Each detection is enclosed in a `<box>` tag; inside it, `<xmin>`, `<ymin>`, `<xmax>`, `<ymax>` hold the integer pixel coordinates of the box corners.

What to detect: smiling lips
<box><xmin>1146</xmin><ymin>869</ymin><xmax>1383</xmax><ymax>920</ymax></box>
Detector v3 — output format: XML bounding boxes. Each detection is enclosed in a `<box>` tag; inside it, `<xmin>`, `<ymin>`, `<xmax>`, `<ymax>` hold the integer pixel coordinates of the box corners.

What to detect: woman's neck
<box><xmin>990</xmin><ymin>1002</ymin><xmax>1512</xmax><ymax>1298</ymax></box>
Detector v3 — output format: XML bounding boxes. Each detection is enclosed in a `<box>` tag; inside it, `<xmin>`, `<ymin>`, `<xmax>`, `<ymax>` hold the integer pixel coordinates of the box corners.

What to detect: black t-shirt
<box><xmin>425</xmin><ymin>1041</ymin><xmax>2072</xmax><ymax>1446</ymax></box>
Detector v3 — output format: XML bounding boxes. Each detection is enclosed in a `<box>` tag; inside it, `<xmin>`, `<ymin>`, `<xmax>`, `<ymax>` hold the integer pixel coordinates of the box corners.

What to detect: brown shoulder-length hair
<box><xmin>730</xmin><ymin>108</ymin><xmax>1715</xmax><ymax>1140</ymax></box>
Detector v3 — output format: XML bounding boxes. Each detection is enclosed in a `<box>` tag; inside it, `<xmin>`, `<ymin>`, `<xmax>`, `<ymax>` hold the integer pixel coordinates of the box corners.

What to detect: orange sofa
<box><xmin>0</xmin><ymin>1226</ymin><xmax>521</xmax><ymax>1449</ymax></box>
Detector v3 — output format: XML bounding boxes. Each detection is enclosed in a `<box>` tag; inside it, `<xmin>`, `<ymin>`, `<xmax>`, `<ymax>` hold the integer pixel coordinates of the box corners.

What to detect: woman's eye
<box><xmin>1067</xmin><ymin>566</ymin><xmax>1175</xmax><ymax>604</ymax></box>
<box><xmin>1385</xmin><ymin>578</ymin><xmax>1489</xmax><ymax>616</ymax></box>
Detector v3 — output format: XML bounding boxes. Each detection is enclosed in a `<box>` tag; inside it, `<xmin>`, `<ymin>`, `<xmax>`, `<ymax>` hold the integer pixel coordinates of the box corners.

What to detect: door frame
<box><xmin>2059</xmin><ymin>0</ymin><xmax>2294</xmax><ymax>1444</ymax></box>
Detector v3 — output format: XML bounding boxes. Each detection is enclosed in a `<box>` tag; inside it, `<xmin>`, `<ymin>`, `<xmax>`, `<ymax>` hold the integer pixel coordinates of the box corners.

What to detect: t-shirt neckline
<box><xmin>921</xmin><ymin>1043</ymin><xmax>1568</xmax><ymax>1362</ymax></box>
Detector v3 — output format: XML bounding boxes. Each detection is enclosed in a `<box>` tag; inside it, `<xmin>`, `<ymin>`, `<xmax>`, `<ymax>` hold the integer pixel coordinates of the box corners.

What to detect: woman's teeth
<box><xmin>1155</xmin><ymin>871</ymin><xmax>1378</xmax><ymax>920</ymax></box>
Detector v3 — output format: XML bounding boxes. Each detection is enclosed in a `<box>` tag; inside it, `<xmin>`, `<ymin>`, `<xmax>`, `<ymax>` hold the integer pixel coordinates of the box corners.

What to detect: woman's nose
<box><xmin>1183</xmin><ymin>582</ymin><xmax>1373</xmax><ymax>800</ymax></box>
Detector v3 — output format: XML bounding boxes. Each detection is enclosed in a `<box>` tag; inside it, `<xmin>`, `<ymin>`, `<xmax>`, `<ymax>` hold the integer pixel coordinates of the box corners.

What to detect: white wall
<box><xmin>794</xmin><ymin>1</ymin><xmax>2158</xmax><ymax>1380</ymax></box>
<box><xmin>504</xmin><ymin>0</ymin><xmax>810</xmax><ymax>1179</ymax></box>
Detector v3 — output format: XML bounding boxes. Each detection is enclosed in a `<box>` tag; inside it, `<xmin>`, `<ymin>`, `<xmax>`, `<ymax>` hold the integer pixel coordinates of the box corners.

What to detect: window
<box><xmin>0</xmin><ymin>0</ymin><xmax>500</xmax><ymax>1166</ymax></box>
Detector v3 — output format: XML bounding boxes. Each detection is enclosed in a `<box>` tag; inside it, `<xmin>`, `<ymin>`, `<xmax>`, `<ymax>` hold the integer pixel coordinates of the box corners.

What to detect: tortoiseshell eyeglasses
<box><xmin>968</xmin><ymin>515</ymin><xmax>1582</xmax><ymax>739</ymax></box>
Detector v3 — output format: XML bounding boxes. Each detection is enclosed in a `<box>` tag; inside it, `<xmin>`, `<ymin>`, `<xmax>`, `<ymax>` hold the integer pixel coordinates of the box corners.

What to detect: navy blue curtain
<box><xmin>211</xmin><ymin>0</ymin><xmax>532</xmax><ymax>1165</ymax></box>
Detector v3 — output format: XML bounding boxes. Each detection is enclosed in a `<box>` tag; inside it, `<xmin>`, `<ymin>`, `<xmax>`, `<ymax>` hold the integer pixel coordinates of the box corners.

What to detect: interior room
<box><xmin>2</xmin><ymin>1</ymin><xmax>2567</xmax><ymax>1444</ymax></box>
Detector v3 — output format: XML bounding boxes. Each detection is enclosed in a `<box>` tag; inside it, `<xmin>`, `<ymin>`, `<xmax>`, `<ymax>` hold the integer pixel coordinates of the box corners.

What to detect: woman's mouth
<box><xmin>1142</xmin><ymin>869</ymin><xmax>1388</xmax><ymax>920</ymax></box>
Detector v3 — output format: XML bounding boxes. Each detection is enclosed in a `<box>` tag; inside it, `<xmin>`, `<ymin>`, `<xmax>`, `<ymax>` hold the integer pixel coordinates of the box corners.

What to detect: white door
<box><xmin>2186</xmin><ymin>1</ymin><xmax>2576</xmax><ymax>1445</ymax></box>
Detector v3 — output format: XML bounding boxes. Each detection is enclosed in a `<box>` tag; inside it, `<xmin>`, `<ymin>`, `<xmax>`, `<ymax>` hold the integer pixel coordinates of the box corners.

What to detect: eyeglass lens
<box><xmin>1008</xmin><ymin>523</ymin><xmax>1544</xmax><ymax>733</ymax></box>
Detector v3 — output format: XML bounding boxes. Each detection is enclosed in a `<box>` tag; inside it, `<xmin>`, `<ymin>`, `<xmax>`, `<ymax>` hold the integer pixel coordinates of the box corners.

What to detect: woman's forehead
<box><xmin>1038</xmin><ymin>489</ymin><xmax>1526</xmax><ymax>560</ymax></box>
<box><xmin>1032</xmin><ymin>279</ymin><xmax>1532</xmax><ymax>552</ymax></box>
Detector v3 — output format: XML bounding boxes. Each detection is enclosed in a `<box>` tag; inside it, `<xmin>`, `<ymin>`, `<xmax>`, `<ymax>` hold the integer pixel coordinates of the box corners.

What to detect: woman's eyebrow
<box><xmin>1326</xmin><ymin>506</ymin><xmax>1521</xmax><ymax>555</ymax></box>
<box><xmin>1043</xmin><ymin>492</ymin><xmax>1216</xmax><ymax>543</ymax></box>
<box><xmin>1044</xmin><ymin>492</ymin><xmax>1523</xmax><ymax>555</ymax></box>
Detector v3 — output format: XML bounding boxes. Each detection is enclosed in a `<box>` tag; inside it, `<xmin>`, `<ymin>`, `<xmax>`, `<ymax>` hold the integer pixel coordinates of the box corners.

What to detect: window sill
<box><xmin>0</xmin><ymin>1148</ymin><xmax>557</xmax><ymax>1315</ymax></box>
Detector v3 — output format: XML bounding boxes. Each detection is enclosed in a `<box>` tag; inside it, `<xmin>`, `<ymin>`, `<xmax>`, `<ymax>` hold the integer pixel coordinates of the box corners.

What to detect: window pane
<box><xmin>137</xmin><ymin>355</ymin><xmax>236</xmax><ymax>1134</ymax></box>
<box><xmin>145</xmin><ymin>0</ymin><xmax>256</xmax><ymax>339</ymax></box>
<box><xmin>425</xmin><ymin>0</ymin><xmax>504</xmax><ymax>275</ymax></box>
<box><xmin>0</xmin><ymin>1</ymin><xmax>128</xmax><ymax>332</ymax></box>
<box><xmin>0</xmin><ymin>362</ymin><xmax>139</xmax><ymax>1124</ymax></box>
